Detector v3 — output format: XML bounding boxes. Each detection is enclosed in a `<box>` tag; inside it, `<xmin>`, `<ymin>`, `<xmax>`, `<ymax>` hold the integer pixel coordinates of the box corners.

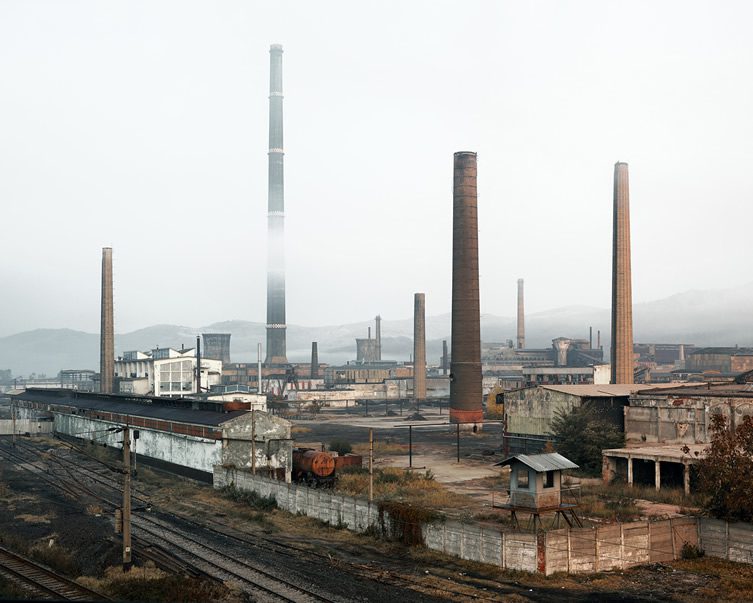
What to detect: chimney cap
<box><xmin>454</xmin><ymin>151</ymin><xmax>477</xmax><ymax>158</ymax></box>
<box><xmin>270</xmin><ymin>44</ymin><xmax>283</xmax><ymax>52</ymax></box>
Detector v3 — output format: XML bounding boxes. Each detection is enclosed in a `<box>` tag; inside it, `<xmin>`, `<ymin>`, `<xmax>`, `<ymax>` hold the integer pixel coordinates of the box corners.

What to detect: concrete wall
<box><xmin>544</xmin><ymin>518</ymin><xmax>698</xmax><ymax>575</ymax></box>
<box><xmin>0</xmin><ymin>418</ymin><xmax>53</xmax><ymax>435</ymax></box>
<box><xmin>213</xmin><ymin>467</ymin><xmax>539</xmax><ymax>572</ymax></box>
<box><xmin>211</xmin><ymin>468</ymin><xmax>753</xmax><ymax>575</ymax></box>
<box><xmin>699</xmin><ymin>518</ymin><xmax>753</xmax><ymax>564</ymax></box>
<box><xmin>55</xmin><ymin>413</ymin><xmax>223</xmax><ymax>473</ymax></box>
<box><xmin>626</xmin><ymin>394</ymin><xmax>753</xmax><ymax>444</ymax></box>
<box><xmin>221</xmin><ymin>411</ymin><xmax>291</xmax><ymax>481</ymax></box>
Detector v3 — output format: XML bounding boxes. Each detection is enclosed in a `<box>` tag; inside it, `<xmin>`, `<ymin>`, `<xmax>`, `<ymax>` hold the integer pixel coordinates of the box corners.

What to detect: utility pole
<box><xmin>368</xmin><ymin>428</ymin><xmax>374</xmax><ymax>503</ymax></box>
<box><xmin>11</xmin><ymin>397</ymin><xmax>16</xmax><ymax>447</ymax></box>
<box><xmin>251</xmin><ymin>409</ymin><xmax>256</xmax><ymax>475</ymax></box>
<box><xmin>122</xmin><ymin>425</ymin><xmax>132</xmax><ymax>572</ymax></box>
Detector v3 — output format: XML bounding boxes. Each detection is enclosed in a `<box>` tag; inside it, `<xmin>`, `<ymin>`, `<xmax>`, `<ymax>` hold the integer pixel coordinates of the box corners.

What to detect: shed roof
<box><xmin>14</xmin><ymin>388</ymin><xmax>247</xmax><ymax>427</ymax></box>
<box><xmin>535</xmin><ymin>383</ymin><xmax>697</xmax><ymax>398</ymax></box>
<box><xmin>495</xmin><ymin>452</ymin><xmax>579</xmax><ymax>472</ymax></box>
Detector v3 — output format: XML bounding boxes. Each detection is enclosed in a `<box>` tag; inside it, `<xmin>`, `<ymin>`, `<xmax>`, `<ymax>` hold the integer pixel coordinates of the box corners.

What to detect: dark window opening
<box><xmin>544</xmin><ymin>470</ymin><xmax>555</xmax><ymax>488</ymax></box>
<box><xmin>517</xmin><ymin>468</ymin><xmax>529</xmax><ymax>489</ymax></box>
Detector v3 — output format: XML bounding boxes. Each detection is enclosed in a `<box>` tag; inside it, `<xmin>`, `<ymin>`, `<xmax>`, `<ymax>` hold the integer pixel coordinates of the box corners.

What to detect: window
<box><xmin>544</xmin><ymin>470</ymin><xmax>555</xmax><ymax>488</ymax></box>
<box><xmin>517</xmin><ymin>468</ymin><xmax>529</xmax><ymax>489</ymax></box>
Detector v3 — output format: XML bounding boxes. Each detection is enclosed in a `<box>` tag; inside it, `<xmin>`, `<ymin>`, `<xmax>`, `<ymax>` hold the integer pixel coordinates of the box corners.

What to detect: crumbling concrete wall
<box><xmin>221</xmin><ymin>411</ymin><xmax>291</xmax><ymax>481</ymax></box>
<box><xmin>0</xmin><ymin>419</ymin><xmax>53</xmax><ymax>435</ymax></box>
<box><xmin>53</xmin><ymin>413</ymin><xmax>223</xmax><ymax>473</ymax></box>
<box><xmin>626</xmin><ymin>394</ymin><xmax>753</xmax><ymax>444</ymax></box>
<box><xmin>213</xmin><ymin>467</ymin><xmax>539</xmax><ymax>572</ymax></box>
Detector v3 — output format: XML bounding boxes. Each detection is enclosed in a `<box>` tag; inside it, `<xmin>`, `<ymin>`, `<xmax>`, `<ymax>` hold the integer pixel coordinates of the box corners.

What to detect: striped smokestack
<box><xmin>450</xmin><ymin>152</ymin><xmax>483</xmax><ymax>425</ymax></box>
<box><xmin>99</xmin><ymin>247</ymin><xmax>114</xmax><ymax>394</ymax></box>
<box><xmin>610</xmin><ymin>161</ymin><xmax>634</xmax><ymax>384</ymax></box>
<box><xmin>516</xmin><ymin>278</ymin><xmax>525</xmax><ymax>349</ymax></box>
<box><xmin>413</xmin><ymin>293</ymin><xmax>426</xmax><ymax>402</ymax></box>
<box><xmin>265</xmin><ymin>43</ymin><xmax>288</xmax><ymax>365</ymax></box>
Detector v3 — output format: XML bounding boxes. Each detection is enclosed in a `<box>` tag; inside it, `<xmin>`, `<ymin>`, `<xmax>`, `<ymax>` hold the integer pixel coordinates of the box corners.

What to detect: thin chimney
<box><xmin>99</xmin><ymin>247</ymin><xmax>114</xmax><ymax>394</ymax></box>
<box><xmin>442</xmin><ymin>339</ymin><xmax>449</xmax><ymax>376</ymax></box>
<box><xmin>450</xmin><ymin>152</ymin><xmax>483</xmax><ymax>425</ymax></box>
<box><xmin>311</xmin><ymin>342</ymin><xmax>319</xmax><ymax>379</ymax></box>
<box><xmin>516</xmin><ymin>278</ymin><xmax>525</xmax><ymax>350</ymax></box>
<box><xmin>265</xmin><ymin>44</ymin><xmax>288</xmax><ymax>365</ymax></box>
<box><xmin>375</xmin><ymin>315</ymin><xmax>382</xmax><ymax>361</ymax></box>
<box><xmin>610</xmin><ymin>161</ymin><xmax>634</xmax><ymax>384</ymax></box>
<box><xmin>413</xmin><ymin>293</ymin><xmax>426</xmax><ymax>402</ymax></box>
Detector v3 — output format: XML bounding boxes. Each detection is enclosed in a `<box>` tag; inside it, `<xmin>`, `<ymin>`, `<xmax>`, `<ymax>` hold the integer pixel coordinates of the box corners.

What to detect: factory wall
<box><xmin>504</xmin><ymin>388</ymin><xmax>626</xmax><ymax>437</ymax></box>
<box><xmin>626</xmin><ymin>394</ymin><xmax>753</xmax><ymax>444</ymax></box>
<box><xmin>222</xmin><ymin>411</ymin><xmax>292</xmax><ymax>482</ymax></box>
<box><xmin>54</xmin><ymin>412</ymin><xmax>223</xmax><ymax>473</ymax></box>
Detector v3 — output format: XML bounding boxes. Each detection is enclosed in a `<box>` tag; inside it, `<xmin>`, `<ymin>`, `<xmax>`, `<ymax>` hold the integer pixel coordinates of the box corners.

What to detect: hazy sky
<box><xmin>2</xmin><ymin>1</ymin><xmax>752</xmax><ymax>337</ymax></box>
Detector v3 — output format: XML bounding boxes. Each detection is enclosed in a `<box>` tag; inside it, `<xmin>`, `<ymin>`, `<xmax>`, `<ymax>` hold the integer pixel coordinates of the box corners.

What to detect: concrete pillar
<box><xmin>413</xmin><ymin>293</ymin><xmax>426</xmax><ymax>402</ymax></box>
<box><xmin>683</xmin><ymin>462</ymin><xmax>690</xmax><ymax>495</ymax></box>
<box><xmin>610</xmin><ymin>162</ymin><xmax>634</xmax><ymax>384</ymax></box>
<box><xmin>627</xmin><ymin>456</ymin><xmax>633</xmax><ymax>487</ymax></box>
<box><xmin>655</xmin><ymin>459</ymin><xmax>661</xmax><ymax>491</ymax></box>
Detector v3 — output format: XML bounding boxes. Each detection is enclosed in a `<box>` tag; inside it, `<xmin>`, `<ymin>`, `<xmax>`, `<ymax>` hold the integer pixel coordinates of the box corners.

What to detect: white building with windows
<box><xmin>115</xmin><ymin>347</ymin><xmax>222</xmax><ymax>397</ymax></box>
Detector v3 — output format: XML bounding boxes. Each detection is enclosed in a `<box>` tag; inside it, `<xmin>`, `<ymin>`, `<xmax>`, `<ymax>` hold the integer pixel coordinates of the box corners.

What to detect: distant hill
<box><xmin>2</xmin><ymin>282</ymin><xmax>753</xmax><ymax>376</ymax></box>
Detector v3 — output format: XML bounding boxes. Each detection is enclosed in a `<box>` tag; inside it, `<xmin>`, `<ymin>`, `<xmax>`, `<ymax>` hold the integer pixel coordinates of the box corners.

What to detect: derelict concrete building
<box><xmin>265</xmin><ymin>44</ymin><xmax>288</xmax><ymax>365</ymax></box>
<box><xmin>611</xmin><ymin>162</ymin><xmax>634</xmax><ymax>384</ymax></box>
<box><xmin>202</xmin><ymin>333</ymin><xmax>231</xmax><ymax>365</ymax></box>
<box><xmin>449</xmin><ymin>152</ymin><xmax>483</xmax><ymax>424</ymax></box>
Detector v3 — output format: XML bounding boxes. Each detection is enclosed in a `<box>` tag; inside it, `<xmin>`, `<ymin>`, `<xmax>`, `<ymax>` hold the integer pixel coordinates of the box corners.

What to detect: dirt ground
<box><xmin>4</xmin><ymin>431</ymin><xmax>753</xmax><ymax>602</ymax></box>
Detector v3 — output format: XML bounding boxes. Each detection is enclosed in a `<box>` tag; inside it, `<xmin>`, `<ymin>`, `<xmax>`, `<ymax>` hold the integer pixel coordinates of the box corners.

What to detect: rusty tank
<box><xmin>292</xmin><ymin>448</ymin><xmax>335</xmax><ymax>486</ymax></box>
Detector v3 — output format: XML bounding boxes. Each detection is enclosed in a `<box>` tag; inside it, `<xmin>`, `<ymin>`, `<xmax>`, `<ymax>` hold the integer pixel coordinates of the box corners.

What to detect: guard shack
<box><xmin>495</xmin><ymin>452</ymin><xmax>581</xmax><ymax>530</ymax></box>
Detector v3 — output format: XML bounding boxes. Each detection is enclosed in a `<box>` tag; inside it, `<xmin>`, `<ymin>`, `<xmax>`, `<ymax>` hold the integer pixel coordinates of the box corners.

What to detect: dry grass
<box><xmin>352</xmin><ymin>441</ymin><xmax>409</xmax><ymax>457</ymax></box>
<box><xmin>16</xmin><ymin>513</ymin><xmax>52</xmax><ymax>524</ymax></box>
<box><xmin>291</xmin><ymin>425</ymin><xmax>312</xmax><ymax>434</ymax></box>
<box><xmin>79</xmin><ymin>564</ymin><xmax>241</xmax><ymax>603</ymax></box>
<box><xmin>335</xmin><ymin>467</ymin><xmax>472</xmax><ymax>509</ymax></box>
<box><xmin>582</xmin><ymin>482</ymin><xmax>706</xmax><ymax>511</ymax></box>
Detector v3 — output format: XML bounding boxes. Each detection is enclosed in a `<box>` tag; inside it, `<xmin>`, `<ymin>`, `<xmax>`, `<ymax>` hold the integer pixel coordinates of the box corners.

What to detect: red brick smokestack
<box><xmin>99</xmin><ymin>247</ymin><xmax>114</xmax><ymax>394</ymax></box>
<box><xmin>450</xmin><ymin>152</ymin><xmax>483</xmax><ymax>425</ymax></box>
<box><xmin>610</xmin><ymin>161</ymin><xmax>634</xmax><ymax>384</ymax></box>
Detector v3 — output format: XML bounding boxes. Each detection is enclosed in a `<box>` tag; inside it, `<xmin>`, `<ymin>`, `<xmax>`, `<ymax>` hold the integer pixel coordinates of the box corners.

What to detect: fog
<box><xmin>1</xmin><ymin>1</ymin><xmax>752</xmax><ymax>337</ymax></box>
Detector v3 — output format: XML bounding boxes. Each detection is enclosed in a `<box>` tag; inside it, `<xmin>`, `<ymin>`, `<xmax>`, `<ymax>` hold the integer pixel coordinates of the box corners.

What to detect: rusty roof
<box><xmin>496</xmin><ymin>452</ymin><xmax>579</xmax><ymax>472</ymax></box>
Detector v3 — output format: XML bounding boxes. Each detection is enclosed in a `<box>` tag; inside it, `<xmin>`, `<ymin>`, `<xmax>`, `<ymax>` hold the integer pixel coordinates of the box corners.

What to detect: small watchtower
<box><xmin>495</xmin><ymin>452</ymin><xmax>581</xmax><ymax>530</ymax></box>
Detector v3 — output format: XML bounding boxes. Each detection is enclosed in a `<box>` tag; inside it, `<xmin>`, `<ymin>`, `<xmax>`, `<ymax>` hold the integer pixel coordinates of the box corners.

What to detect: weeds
<box><xmin>335</xmin><ymin>466</ymin><xmax>471</xmax><ymax>510</ymax></box>
<box><xmin>29</xmin><ymin>543</ymin><xmax>79</xmax><ymax>576</ymax></box>
<box><xmin>220</xmin><ymin>484</ymin><xmax>277</xmax><ymax>511</ymax></box>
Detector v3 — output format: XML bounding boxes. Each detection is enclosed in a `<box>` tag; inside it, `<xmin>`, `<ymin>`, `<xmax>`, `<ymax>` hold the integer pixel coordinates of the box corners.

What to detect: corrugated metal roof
<box><xmin>495</xmin><ymin>452</ymin><xmax>579</xmax><ymax>472</ymax></box>
<box><xmin>14</xmin><ymin>389</ymin><xmax>247</xmax><ymax>427</ymax></box>
<box><xmin>539</xmin><ymin>383</ymin><xmax>697</xmax><ymax>397</ymax></box>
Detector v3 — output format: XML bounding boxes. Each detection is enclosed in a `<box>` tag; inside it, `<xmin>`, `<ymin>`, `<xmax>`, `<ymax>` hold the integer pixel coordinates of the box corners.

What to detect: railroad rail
<box><xmin>2</xmin><ymin>442</ymin><xmax>506</xmax><ymax>601</ymax></box>
<box><xmin>0</xmin><ymin>440</ymin><xmax>335</xmax><ymax>603</ymax></box>
<box><xmin>0</xmin><ymin>545</ymin><xmax>109</xmax><ymax>601</ymax></box>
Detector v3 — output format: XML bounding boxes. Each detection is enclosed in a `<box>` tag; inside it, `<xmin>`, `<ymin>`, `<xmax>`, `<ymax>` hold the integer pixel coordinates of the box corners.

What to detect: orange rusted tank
<box><xmin>293</xmin><ymin>448</ymin><xmax>335</xmax><ymax>480</ymax></box>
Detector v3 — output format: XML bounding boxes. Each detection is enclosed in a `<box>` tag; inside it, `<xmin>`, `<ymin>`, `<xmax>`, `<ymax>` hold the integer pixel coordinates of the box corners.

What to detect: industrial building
<box><xmin>12</xmin><ymin>388</ymin><xmax>292</xmax><ymax>481</ymax></box>
<box><xmin>685</xmin><ymin>347</ymin><xmax>753</xmax><ymax>374</ymax></box>
<box><xmin>115</xmin><ymin>347</ymin><xmax>222</xmax><ymax>397</ymax></box>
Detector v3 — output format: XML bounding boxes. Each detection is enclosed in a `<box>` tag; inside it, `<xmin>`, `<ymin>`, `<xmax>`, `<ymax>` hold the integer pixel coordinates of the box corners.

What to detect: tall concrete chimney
<box><xmin>442</xmin><ymin>339</ymin><xmax>448</xmax><ymax>376</ymax></box>
<box><xmin>265</xmin><ymin>43</ymin><xmax>288</xmax><ymax>365</ymax></box>
<box><xmin>375</xmin><ymin>315</ymin><xmax>382</xmax><ymax>361</ymax></box>
<box><xmin>413</xmin><ymin>293</ymin><xmax>426</xmax><ymax>402</ymax></box>
<box><xmin>610</xmin><ymin>161</ymin><xmax>634</xmax><ymax>384</ymax></box>
<box><xmin>516</xmin><ymin>278</ymin><xmax>525</xmax><ymax>350</ymax></box>
<box><xmin>310</xmin><ymin>342</ymin><xmax>319</xmax><ymax>379</ymax></box>
<box><xmin>450</xmin><ymin>152</ymin><xmax>483</xmax><ymax>425</ymax></box>
<box><xmin>99</xmin><ymin>247</ymin><xmax>114</xmax><ymax>394</ymax></box>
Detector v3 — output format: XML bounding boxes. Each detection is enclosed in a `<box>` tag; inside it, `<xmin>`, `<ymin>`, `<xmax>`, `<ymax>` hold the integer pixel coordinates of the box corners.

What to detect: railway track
<box><xmin>7</xmin><ymin>439</ymin><xmax>506</xmax><ymax>601</ymax></box>
<box><xmin>0</xmin><ymin>545</ymin><xmax>109</xmax><ymax>601</ymax></box>
<box><xmin>0</xmin><ymin>440</ymin><xmax>337</xmax><ymax>603</ymax></box>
